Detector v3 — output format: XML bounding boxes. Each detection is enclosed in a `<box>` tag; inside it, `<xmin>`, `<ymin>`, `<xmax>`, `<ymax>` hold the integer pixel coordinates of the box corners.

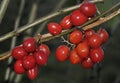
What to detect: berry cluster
<box><xmin>55</xmin><ymin>28</ymin><xmax>109</xmax><ymax>69</ymax></box>
<box><xmin>12</xmin><ymin>37</ymin><xmax>50</xmax><ymax>80</ymax></box>
<box><xmin>47</xmin><ymin>1</ymin><xmax>109</xmax><ymax>69</ymax></box>
<box><xmin>47</xmin><ymin>1</ymin><xmax>97</xmax><ymax>35</ymax></box>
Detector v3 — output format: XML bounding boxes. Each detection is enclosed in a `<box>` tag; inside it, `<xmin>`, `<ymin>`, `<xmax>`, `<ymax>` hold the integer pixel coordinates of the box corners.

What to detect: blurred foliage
<box><xmin>0</xmin><ymin>0</ymin><xmax>120</xmax><ymax>83</ymax></box>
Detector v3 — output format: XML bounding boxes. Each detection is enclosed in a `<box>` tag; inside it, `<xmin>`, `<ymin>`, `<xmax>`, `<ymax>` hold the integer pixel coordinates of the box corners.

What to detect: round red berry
<box><xmin>90</xmin><ymin>47</ymin><xmax>104</xmax><ymax>63</ymax></box>
<box><xmin>97</xmin><ymin>29</ymin><xmax>109</xmax><ymax>44</ymax></box>
<box><xmin>27</xmin><ymin>65</ymin><xmax>38</xmax><ymax>80</ymax></box>
<box><xmin>47</xmin><ymin>22</ymin><xmax>62</xmax><ymax>35</ymax></box>
<box><xmin>23</xmin><ymin>37</ymin><xmax>36</xmax><ymax>52</ymax></box>
<box><xmin>34</xmin><ymin>51</ymin><xmax>48</xmax><ymax>66</ymax></box>
<box><xmin>37</xmin><ymin>44</ymin><xmax>50</xmax><ymax>57</ymax></box>
<box><xmin>12</xmin><ymin>46</ymin><xmax>28</xmax><ymax>59</ymax></box>
<box><xmin>69</xmin><ymin>30</ymin><xmax>83</xmax><ymax>44</ymax></box>
<box><xmin>76</xmin><ymin>41</ymin><xmax>89</xmax><ymax>58</ymax></box>
<box><xmin>69</xmin><ymin>49</ymin><xmax>82</xmax><ymax>64</ymax></box>
<box><xmin>88</xmin><ymin>33</ymin><xmax>102</xmax><ymax>48</ymax></box>
<box><xmin>84</xmin><ymin>29</ymin><xmax>95</xmax><ymax>38</ymax></box>
<box><xmin>56</xmin><ymin>45</ymin><xmax>70</xmax><ymax>62</ymax></box>
<box><xmin>60</xmin><ymin>15</ymin><xmax>72</xmax><ymax>29</ymax></box>
<box><xmin>14</xmin><ymin>60</ymin><xmax>25</xmax><ymax>74</ymax></box>
<box><xmin>80</xmin><ymin>2</ymin><xmax>97</xmax><ymax>17</ymax></box>
<box><xmin>22</xmin><ymin>55</ymin><xmax>36</xmax><ymax>70</ymax></box>
<box><xmin>82</xmin><ymin>57</ymin><xmax>94</xmax><ymax>69</ymax></box>
<box><xmin>70</xmin><ymin>10</ymin><xmax>87</xmax><ymax>26</ymax></box>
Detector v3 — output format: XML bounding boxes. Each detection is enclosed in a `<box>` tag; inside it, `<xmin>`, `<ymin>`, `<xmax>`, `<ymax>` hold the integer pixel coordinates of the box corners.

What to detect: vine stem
<box><xmin>0</xmin><ymin>0</ymin><xmax>103</xmax><ymax>42</ymax></box>
<box><xmin>0</xmin><ymin>7</ymin><xmax>120</xmax><ymax>61</ymax></box>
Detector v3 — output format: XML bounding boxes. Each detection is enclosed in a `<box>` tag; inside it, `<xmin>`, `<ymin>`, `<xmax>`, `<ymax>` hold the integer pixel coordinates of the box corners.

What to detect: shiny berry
<box><xmin>84</xmin><ymin>29</ymin><xmax>95</xmax><ymax>38</ymax></box>
<box><xmin>60</xmin><ymin>15</ymin><xmax>72</xmax><ymax>29</ymax></box>
<box><xmin>80</xmin><ymin>2</ymin><xmax>97</xmax><ymax>17</ymax></box>
<box><xmin>22</xmin><ymin>55</ymin><xmax>36</xmax><ymax>70</ymax></box>
<box><xmin>27</xmin><ymin>65</ymin><xmax>38</xmax><ymax>80</ymax></box>
<box><xmin>88</xmin><ymin>33</ymin><xmax>102</xmax><ymax>48</ymax></box>
<box><xmin>23</xmin><ymin>37</ymin><xmax>36</xmax><ymax>52</ymax></box>
<box><xmin>37</xmin><ymin>44</ymin><xmax>50</xmax><ymax>57</ymax></box>
<box><xmin>34</xmin><ymin>51</ymin><xmax>48</xmax><ymax>66</ymax></box>
<box><xmin>90</xmin><ymin>47</ymin><xmax>104</xmax><ymax>63</ymax></box>
<box><xmin>97</xmin><ymin>29</ymin><xmax>109</xmax><ymax>44</ymax></box>
<box><xmin>70</xmin><ymin>10</ymin><xmax>87</xmax><ymax>26</ymax></box>
<box><xmin>69</xmin><ymin>30</ymin><xmax>83</xmax><ymax>44</ymax></box>
<box><xmin>14</xmin><ymin>60</ymin><xmax>25</xmax><ymax>74</ymax></box>
<box><xmin>69</xmin><ymin>49</ymin><xmax>82</xmax><ymax>64</ymax></box>
<box><xmin>12</xmin><ymin>46</ymin><xmax>28</xmax><ymax>59</ymax></box>
<box><xmin>56</xmin><ymin>45</ymin><xmax>70</xmax><ymax>62</ymax></box>
<box><xmin>82</xmin><ymin>57</ymin><xmax>94</xmax><ymax>69</ymax></box>
<box><xmin>47</xmin><ymin>22</ymin><xmax>62</xmax><ymax>35</ymax></box>
<box><xmin>76</xmin><ymin>41</ymin><xmax>89</xmax><ymax>58</ymax></box>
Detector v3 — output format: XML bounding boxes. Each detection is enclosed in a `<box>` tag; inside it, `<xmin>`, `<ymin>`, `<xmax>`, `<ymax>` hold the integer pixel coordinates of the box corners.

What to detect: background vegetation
<box><xmin>0</xmin><ymin>0</ymin><xmax>120</xmax><ymax>83</ymax></box>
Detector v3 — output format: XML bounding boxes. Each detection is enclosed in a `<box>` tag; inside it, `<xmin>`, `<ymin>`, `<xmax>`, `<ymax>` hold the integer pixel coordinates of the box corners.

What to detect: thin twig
<box><xmin>0</xmin><ymin>0</ymin><xmax>103</xmax><ymax>42</ymax></box>
<box><xmin>0</xmin><ymin>8</ymin><xmax>119</xmax><ymax>61</ymax></box>
<box><xmin>0</xmin><ymin>0</ymin><xmax>10</xmax><ymax>23</ymax></box>
<box><xmin>35</xmin><ymin>0</ymin><xmax>67</xmax><ymax>35</ymax></box>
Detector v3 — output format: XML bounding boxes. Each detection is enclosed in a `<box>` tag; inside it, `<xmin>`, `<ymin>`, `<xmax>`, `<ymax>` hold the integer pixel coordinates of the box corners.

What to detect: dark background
<box><xmin>0</xmin><ymin>0</ymin><xmax>120</xmax><ymax>83</ymax></box>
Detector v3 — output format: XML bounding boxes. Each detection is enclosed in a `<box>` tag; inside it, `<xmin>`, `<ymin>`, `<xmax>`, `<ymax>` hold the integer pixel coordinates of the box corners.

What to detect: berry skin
<box><xmin>27</xmin><ymin>65</ymin><xmax>38</xmax><ymax>80</ymax></box>
<box><xmin>56</xmin><ymin>45</ymin><xmax>70</xmax><ymax>62</ymax></box>
<box><xmin>23</xmin><ymin>37</ymin><xmax>36</xmax><ymax>52</ymax></box>
<box><xmin>97</xmin><ymin>29</ymin><xmax>109</xmax><ymax>44</ymax></box>
<box><xmin>88</xmin><ymin>33</ymin><xmax>102</xmax><ymax>48</ymax></box>
<box><xmin>82</xmin><ymin>57</ymin><xmax>94</xmax><ymax>69</ymax></box>
<box><xmin>84</xmin><ymin>29</ymin><xmax>95</xmax><ymax>38</ymax></box>
<box><xmin>69</xmin><ymin>49</ymin><xmax>82</xmax><ymax>64</ymax></box>
<box><xmin>47</xmin><ymin>22</ymin><xmax>62</xmax><ymax>35</ymax></box>
<box><xmin>22</xmin><ymin>55</ymin><xmax>36</xmax><ymax>70</ymax></box>
<box><xmin>60</xmin><ymin>15</ymin><xmax>72</xmax><ymax>29</ymax></box>
<box><xmin>79</xmin><ymin>2</ymin><xmax>97</xmax><ymax>17</ymax></box>
<box><xmin>12</xmin><ymin>46</ymin><xmax>28</xmax><ymax>59</ymax></box>
<box><xmin>70</xmin><ymin>10</ymin><xmax>87</xmax><ymax>26</ymax></box>
<box><xmin>90</xmin><ymin>47</ymin><xmax>104</xmax><ymax>63</ymax></box>
<box><xmin>14</xmin><ymin>60</ymin><xmax>25</xmax><ymax>74</ymax></box>
<box><xmin>69</xmin><ymin>30</ymin><xmax>83</xmax><ymax>44</ymax></box>
<box><xmin>34</xmin><ymin>51</ymin><xmax>48</xmax><ymax>66</ymax></box>
<box><xmin>37</xmin><ymin>44</ymin><xmax>50</xmax><ymax>57</ymax></box>
<box><xmin>76</xmin><ymin>41</ymin><xmax>89</xmax><ymax>58</ymax></box>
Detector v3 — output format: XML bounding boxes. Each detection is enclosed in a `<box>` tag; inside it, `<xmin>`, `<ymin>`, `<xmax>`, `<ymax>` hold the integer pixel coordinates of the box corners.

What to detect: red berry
<box><xmin>23</xmin><ymin>37</ymin><xmax>36</xmax><ymax>52</ymax></box>
<box><xmin>88</xmin><ymin>33</ymin><xmax>102</xmax><ymax>48</ymax></box>
<box><xmin>47</xmin><ymin>22</ymin><xmax>62</xmax><ymax>35</ymax></box>
<box><xmin>69</xmin><ymin>30</ymin><xmax>83</xmax><ymax>44</ymax></box>
<box><xmin>70</xmin><ymin>10</ymin><xmax>87</xmax><ymax>26</ymax></box>
<box><xmin>84</xmin><ymin>29</ymin><xmax>95</xmax><ymax>38</ymax></box>
<box><xmin>12</xmin><ymin>46</ymin><xmax>28</xmax><ymax>59</ymax></box>
<box><xmin>82</xmin><ymin>57</ymin><xmax>94</xmax><ymax>69</ymax></box>
<box><xmin>97</xmin><ymin>29</ymin><xmax>109</xmax><ymax>44</ymax></box>
<box><xmin>69</xmin><ymin>49</ymin><xmax>82</xmax><ymax>64</ymax></box>
<box><xmin>37</xmin><ymin>44</ymin><xmax>50</xmax><ymax>57</ymax></box>
<box><xmin>34</xmin><ymin>51</ymin><xmax>48</xmax><ymax>66</ymax></box>
<box><xmin>76</xmin><ymin>41</ymin><xmax>89</xmax><ymax>58</ymax></box>
<box><xmin>80</xmin><ymin>2</ymin><xmax>97</xmax><ymax>17</ymax></box>
<box><xmin>14</xmin><ymin>60</ymin><xmax>25</xmax><ymax>74</ymax></box>
<box><xmin>56</xmin><ymin>45</ymin><xmax>70</xmax><ymax>62</ymax></box>
<box><xmin>22</xmin><ymin>55</ymin><xmax>36</xmax><ymax>70</ymax></box>
<box><xmin>60</xmin><ymin>15</ymin><xmax>72</xmax><ymax>29</ymax></box>
<box><xmin>27</xmin><ymin>65</ymin><xmax>38</xmax><ymax>80</ymax></box>
<box><xmin>90</xmin><ymin>47</ymin><xmax>104</xmax><ymax>63</ymax></box>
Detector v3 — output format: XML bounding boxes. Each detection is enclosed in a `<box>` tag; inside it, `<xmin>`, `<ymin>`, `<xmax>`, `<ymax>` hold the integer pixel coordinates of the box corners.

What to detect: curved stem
<box><xmin>0</xmin><ymin>0</ymin><xmax>10</xmax><ymax>23</ymax></box>
<box><xmin>0</xmin><ymin>7</ymin><xmax>120</xmax><ymax>61</ymax></box>
<box><xmin>0</xmin><ymin>0</ymin><xmax>103</xmax><ymax>42</ymax></box>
